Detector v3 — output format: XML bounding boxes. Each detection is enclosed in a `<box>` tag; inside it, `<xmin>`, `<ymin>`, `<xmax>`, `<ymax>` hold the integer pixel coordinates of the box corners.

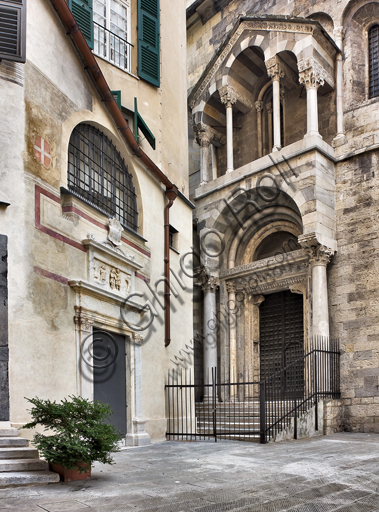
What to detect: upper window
<box><xmin>93</xmin><ymin>0</ymin><xmax>131</xmax><ymax>72</ymax></box>
<box><xmin>68</xmin><ymin>124</ymin><xmax>138</xmax><ymax>232</ymax></box>
<box><xmin>68</xmin><ymin>0</ymin><xmax>160</xmax><ymax>86</ymax></box>
<box><xmin>0</xmin><ymin>0</ymin><xmax>26</xmax><ymax>63</ymax></box>
<box><xmin>369</xmin><ymin>24</ymin><xmax>379</xmax><ymax>99</ymax></box>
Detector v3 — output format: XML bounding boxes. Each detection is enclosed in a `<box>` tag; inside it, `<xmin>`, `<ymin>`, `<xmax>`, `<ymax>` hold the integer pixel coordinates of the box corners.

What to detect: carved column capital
<box><xmin>255</xmin><ymin>100</ymin><xmax>264</xmax><ymax>112</ymax></box>
<box><xmin>225</xmin><ymin>281</ymin><xmax>236</xmax><ymax>294</ymax></box>
<box><xmin>219</xmin><ymin>85</ymin><xmax>238</xmax><ymax>107</ymax></box>
<box><xmin>289</xmin><ymin>281</ymin><xmax>306</xmax><ymax>295</ymax></box>
<box><xmin>298</xmin><ymin>58</ymin><xmax>328</xmax><ymax>90</ymax></box>
<box><xmin>197</xmin><ymin>266</ymin><xmax>219</xmax><ymax>293</ymax></box>
<box><xmin>266</xmin><ymin>56</ymin><xmax>285</xmax><ymax>82</ymax></box>
<box><xmin>266</xmin><ymin>102</ymin><xmax>273</xmax><ymax>115</ymax></box>
<box><xmin>202</xmin><ymin>276</ymin><xmax>219</xmax><ymax>293</ymax></box>
<box><xmin>74</xmin><ymin>306</ymin><xmax>94</xmax><ymax>333</ymax></box>
<box><xmin>193</xmin><ymin>123</ymin><xmax>212</xmax><ymax>147</ymax></box>
<box><xmin>250</xmin><ymin>294</ymin><xmax>265</xmax><ymax>306</ymax></box>
<box><xmin>133</xmin><ymin>333</ymin><xmax>144</xmax><ymax>344</ymax></box>
<box><xmin>299</xmin><ymin>233</ymin><xmax>335</xmax><ymax>266</ymax></box>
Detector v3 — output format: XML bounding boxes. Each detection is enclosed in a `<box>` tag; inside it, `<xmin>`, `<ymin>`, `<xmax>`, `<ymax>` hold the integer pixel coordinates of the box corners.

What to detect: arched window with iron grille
<box><xmin>67</xmin><ymin>124</ymin><xmax>138</xmax><ymax>232</ymax></box>
<box><xmin>369</xmin><ymin>24</ymin><xmax>379</xmax><ymax>99</ymax></box>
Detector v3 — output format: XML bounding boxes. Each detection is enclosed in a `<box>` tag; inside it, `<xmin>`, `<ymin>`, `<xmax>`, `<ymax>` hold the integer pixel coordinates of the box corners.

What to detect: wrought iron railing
<box><xmin>262</xmin><ymin>336</ymin><xmax>340</xmax><ymax>443</ymax></box>
<box><xmin>93</xmin><ymin>22</ymin><xmax>133</xmax><ymax>73</ymax></box>
<box><xmin>165</xmin><ymin>337</ymin><xmax>340</xmax><ymax>444</ymax></box>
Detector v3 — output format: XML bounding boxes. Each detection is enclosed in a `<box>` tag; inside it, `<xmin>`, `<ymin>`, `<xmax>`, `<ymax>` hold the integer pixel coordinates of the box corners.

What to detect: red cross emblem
<box><xmin>34</xmin><ymin>136</ymin><xmax>51</xmax><ymax>167</ymax></box>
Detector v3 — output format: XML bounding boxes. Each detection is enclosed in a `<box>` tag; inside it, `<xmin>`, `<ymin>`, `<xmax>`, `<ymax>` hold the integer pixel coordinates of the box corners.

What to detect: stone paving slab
<box><xmin>0</xmin><ymin>434</ymin><xmax>379</xmax><ymax>511</ymax></box>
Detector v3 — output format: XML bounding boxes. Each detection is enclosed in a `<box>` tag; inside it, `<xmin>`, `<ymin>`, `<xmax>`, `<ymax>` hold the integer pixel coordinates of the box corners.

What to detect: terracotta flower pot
<box><xmin>49</xmin><ymin>462</ymin><xmax>91</xmax><ymax>482</ymax></box>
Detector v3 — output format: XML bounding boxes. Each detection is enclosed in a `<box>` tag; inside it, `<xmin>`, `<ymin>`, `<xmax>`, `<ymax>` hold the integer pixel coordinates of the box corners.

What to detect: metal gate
<box><xmin>165</xmin><ymin>337</ymin><xmax>340</xmax><ymax>444</ymax></box>
<box><xmin>260</xmin><ymin>290</ymin><xmax>304</xmax><ymax>399</ymax></box>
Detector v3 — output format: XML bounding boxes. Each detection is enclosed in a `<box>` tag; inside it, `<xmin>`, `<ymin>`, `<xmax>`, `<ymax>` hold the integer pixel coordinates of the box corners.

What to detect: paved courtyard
<box><xmin>1</xmin><ymin>433</ymin><xmax>379</xmax><ymax>511</ymax></box>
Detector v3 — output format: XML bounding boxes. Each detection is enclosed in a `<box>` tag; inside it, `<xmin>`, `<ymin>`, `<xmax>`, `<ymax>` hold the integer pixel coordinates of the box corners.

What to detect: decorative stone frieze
<box><xmin>188</xmin><ymin>18</ymin><xmax>336</xmax><ymax>110</ymax></box>
<box><xmin>220</xmin><ymin>249</ymin><xmax>307</xmax><ymax>279</ymax></box>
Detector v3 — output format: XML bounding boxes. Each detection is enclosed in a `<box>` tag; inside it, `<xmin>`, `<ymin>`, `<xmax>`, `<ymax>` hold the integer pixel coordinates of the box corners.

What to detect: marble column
<box><xmin>126</xmin><ymin>333</ymin><xmax>151</xmax><ymax>446</ymax></box>
<box><xmin>226</xmin><ymin>281</ymin><xmax>237</xmax><ymax>397</ymax></box>
<box><xmin>211</xmin><ymin>144</ymin><xmax>218</xmax><ymax>180</ymax></box>
<box><xmin>299</xmin><ymin>234</ymin><xmax>334</xmax><ymax>339</ymax></box>
<box><xmin>74</xmin><ymin>306</ymin><xmax>94</xmax><ymax>399</ymax></box>
<box><xmin>266</xmin><ymin>102</ymin><xmax>273</xmax><ymax>154</ymax></box>
<box><xmin>298</xmin><ymin>62</ymin><xmax>325</xmax><ymax>138</ymax></box>
<box><xmin>255</xmin><ymin>100</ymin><xmax>264</xmax><ymax>158</ymax></box>
<box><xmin>334</xmin><ymin>28</ymin><xmax>344</xmax><ymax>141</ymax></box>
<box><xmin>219</xmin><ymin>85</ymin><xmax>238</xmax><ymax>173</ymax></box>
<box><xmin>202</xmin><ymin>274</ymin><xmax>219</xmax><ymax>400</ymax></box>
<box><xmin>266</xmin><ymin>56</ymin><xmax>285</xmax><ymax>152</ymax></box>
<box><xmin>194</xmin><ymin>125</ymin><xmax>212</xmax><ymax>185</ymax></box>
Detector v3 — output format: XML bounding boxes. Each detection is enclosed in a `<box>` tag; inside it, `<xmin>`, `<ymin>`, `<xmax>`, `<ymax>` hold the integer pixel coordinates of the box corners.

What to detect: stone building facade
<box><xmin>187</xmin><ymin>0</ymin><xmax>379</xmax><ymax>433</ymax></box>
<box><xmin>0</xmin><ymin>0</ymin><xmax>193</xmax><ymax>445</ymax></box>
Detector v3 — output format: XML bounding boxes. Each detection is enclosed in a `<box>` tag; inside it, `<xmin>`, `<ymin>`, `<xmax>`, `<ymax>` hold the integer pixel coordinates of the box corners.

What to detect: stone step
<box><xmin>0</xmin><ymin>437</ymin><xmax>29</xmax><ymax>448</ymax></box>
<box><xmin>0</xmin><ymin>470</ymin><xmax>60</xmax><ymax>487</ymax></box>
<box><xmin>0</xmin><ymin>459</ymin><xmax>48</xmax><ymax>472</ymax></box>
<box><xmin>0</xmin><ymin>447</ymin><xmax>39</xmax><ymax>459</ymax></box>
<box><xmin>0</xmin><ymin>428</ymin><xmax>21</xmax><ymax>437</ymax></box>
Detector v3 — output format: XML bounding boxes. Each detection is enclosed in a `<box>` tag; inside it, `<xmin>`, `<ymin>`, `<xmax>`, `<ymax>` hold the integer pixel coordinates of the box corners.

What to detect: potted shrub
<box><xmin>23</xmin><ymin>395</ymin><xmax>123</xmax><ymax>482</ymax></box>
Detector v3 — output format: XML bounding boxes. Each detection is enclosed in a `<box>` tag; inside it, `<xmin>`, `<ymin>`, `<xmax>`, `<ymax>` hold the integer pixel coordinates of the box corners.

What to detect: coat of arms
<box><xmin>107</xmin><ymin>218</ymin><xmax>123</xmax><ymax>246</ymax></box>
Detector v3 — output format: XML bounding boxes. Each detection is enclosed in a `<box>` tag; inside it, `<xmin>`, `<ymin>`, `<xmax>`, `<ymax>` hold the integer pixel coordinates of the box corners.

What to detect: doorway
<box><xmin>93</xmin><ymin>329</ymin><xmax>127</xmax><ymax>435</ymax></box>
<box><xmin>259</xmin><ymin>290</ymin><xmax>304</xmax><ymax>398</ymax></box>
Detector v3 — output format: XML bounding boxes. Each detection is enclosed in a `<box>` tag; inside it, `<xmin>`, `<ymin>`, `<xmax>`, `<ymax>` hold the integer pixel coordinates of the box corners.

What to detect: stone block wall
<box><xmin>329</xmin><ymin>149</ymin><xmax>379</xmax><ymax>432</ymax></box>
<box><xmin>323</xmin><ymin>399</ymin><xmax>344</xmax><ymax>434</ymax></box>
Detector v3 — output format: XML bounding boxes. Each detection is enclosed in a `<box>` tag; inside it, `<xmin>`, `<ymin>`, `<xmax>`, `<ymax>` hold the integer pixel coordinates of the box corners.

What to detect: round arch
<box><xmin>61</xmin><ymin>114</ymin><xmax>144</xmax><ymax>235</ymax></box>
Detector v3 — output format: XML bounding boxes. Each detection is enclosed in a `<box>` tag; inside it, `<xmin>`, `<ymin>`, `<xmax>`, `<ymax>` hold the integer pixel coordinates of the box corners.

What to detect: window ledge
<box><xmin>93</xmin><ymin>53</ymin><xmax>140</xmax><ymax>81</ymax></box>
<box><xmin>60</xmin><ymin>187</ymin><xmax>147</xmax><ymax>243</ymax></box>
<box><xmin>169</xmin><ymin>246</ymin><xmax>180</xmax><ymax>255</ymax></box>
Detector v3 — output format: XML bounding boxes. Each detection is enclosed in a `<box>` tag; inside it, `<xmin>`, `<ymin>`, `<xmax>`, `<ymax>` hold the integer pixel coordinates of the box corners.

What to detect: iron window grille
<box><xmin>369</xmin><ymin>24</ymin><xmax>379</xmax><ymax>99</ymax></box>
<box><xmin>68</xmin><ymin>124</ymin><xmax>138</xmax><ymax>232</ymax></box>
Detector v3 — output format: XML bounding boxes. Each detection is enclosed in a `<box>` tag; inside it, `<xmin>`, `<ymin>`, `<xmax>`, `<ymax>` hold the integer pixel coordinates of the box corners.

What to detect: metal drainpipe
<box><xmin>49</xmin><ymin>0</ymin><xmax>179</xmax><ymax>347</ymax></box>
<box><xmin>164</xmin><ymin>187</ymin><xmax>178</xmax><ymax>347</ymax></box>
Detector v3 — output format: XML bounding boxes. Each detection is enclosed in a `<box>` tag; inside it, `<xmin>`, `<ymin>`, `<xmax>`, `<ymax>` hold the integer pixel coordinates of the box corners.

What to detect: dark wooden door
<box><xmin>93</xmin><ymin>329</ymin><xmax>127</xmax><ymax>435</ymax></box>
<box><xmin>259</xmin><ymin>291</ymin><xmax>304</xmax><ymax>398</ymax></box>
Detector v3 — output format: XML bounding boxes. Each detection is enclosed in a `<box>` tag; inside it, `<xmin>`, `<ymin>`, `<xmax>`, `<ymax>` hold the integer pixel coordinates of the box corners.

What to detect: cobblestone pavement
<box><xmin>1</xmin><ymin>433</ymin><xmax>379</xmax><ymax>511</ymax></box>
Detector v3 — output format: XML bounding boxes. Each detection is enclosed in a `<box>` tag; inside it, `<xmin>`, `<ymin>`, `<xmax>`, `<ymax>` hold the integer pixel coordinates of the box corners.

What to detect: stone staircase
<box><xmin>196</xmin><ymin>401</ymin><xmax>261</xmax><ymax>442</ymax></box>
<box><xmin>195</xmin><ymin>400</ymin><xmax>298</xmax><ymax>442</ymax></box>
<box><xmin>0</xmin><ymin>423</ymin><xmax>59</xmax><ymax>487</ymax></box>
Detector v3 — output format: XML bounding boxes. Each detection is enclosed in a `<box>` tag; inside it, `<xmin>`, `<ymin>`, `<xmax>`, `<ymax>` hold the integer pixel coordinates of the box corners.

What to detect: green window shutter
<box><xmin>137</xmin><ymin>0</ymin><xmax>160</xmax><ymax>87</ymax></box>
<box><xmin>68</xmin><ymin>0</ymin><xmax>93</xmax><ymax>50</ymax></box>
<box><xmin>111</xmin><ymin>90</ymin><xmax>121</xmax><ymax>109</ymax></box>
<box><xmin>0</xmin><ymin>0</ymin><xmax>26</xmax><ymax>63</ymax></box>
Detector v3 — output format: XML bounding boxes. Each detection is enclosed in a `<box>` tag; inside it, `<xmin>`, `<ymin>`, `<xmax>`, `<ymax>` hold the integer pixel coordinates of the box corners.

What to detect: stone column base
<box><xmin>125</xmin><ymin>417</ymin><xmax>151</xmax><ymax>447</ymax></box>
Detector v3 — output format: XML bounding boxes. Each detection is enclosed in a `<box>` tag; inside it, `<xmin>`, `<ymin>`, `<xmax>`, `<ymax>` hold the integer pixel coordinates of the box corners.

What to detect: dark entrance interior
<box><xmin>259</xmin><ymin>290</ymin><xmax>304</xmax><ymax>398</ymax></box>
<box><xmin>93</xmin><ymin>329</ymin><xmax>127</xmax><ymax>435</ymax></box>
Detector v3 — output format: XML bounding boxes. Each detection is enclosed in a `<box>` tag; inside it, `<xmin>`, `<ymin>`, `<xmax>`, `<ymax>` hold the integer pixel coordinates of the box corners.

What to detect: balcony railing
<box><xmin>93</xmin><ymin>22</ymin><xmax>133</xmax><ymax>73</ymax></box>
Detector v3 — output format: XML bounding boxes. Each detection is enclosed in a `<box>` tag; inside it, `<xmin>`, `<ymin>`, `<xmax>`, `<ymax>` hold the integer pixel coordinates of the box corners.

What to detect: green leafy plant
<box><xmin>23</xmin><ymin>395</ymin><xmax>123</xmax><ymax>473</ymax></box>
